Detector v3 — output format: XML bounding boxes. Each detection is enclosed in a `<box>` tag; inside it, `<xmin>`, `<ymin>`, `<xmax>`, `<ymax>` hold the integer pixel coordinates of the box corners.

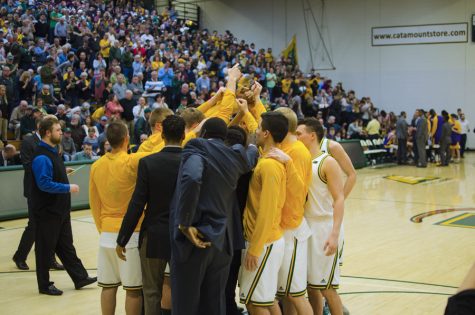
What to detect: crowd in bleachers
<box><xmin>0</xmin><ymin>0</ymin><xmax>471</xmax><ymax>167</ymax></box>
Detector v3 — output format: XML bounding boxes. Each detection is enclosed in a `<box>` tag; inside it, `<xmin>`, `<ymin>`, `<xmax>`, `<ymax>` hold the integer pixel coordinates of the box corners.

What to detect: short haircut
<box><xmin>299</xmin><ymin>117</ymin><xmax>325</xmax><ymax>142</ymax></box>
<box><xmin>260</xmin><ymin>112</ymin><xmax>288</xmax><ymax>143</ymax></box>
<box><xmin>38</xmin><ymin>115</ymin><xmax>59</xmax><ymax>138</ymax></box>
<box><xmin>226</xmin><ymin>126</ymin><xmax>248</xmax><ymax>147</ymax></box>
<box><xmin>106</xmin><ymin>121</ymin><xmax>128</xmax><ymax>148</ymax></box>
<box><xmin>162</xmin><ymin>115</ymin><xmax>185</xmax><ymax>143</ymax></box>
<box><xmin>180</xmin><ymin>108</ymin><xmax>205</xmax><ymax>129</ymax></box>
<box><xmin>149</xmin><ymin>108</ymin><xmax>173</xmax><ymax>128</ymax></box>
<box><xmin>274</xmin><ymin>107</ymin><xmax>297</xmax><ymax>133</ymax></box>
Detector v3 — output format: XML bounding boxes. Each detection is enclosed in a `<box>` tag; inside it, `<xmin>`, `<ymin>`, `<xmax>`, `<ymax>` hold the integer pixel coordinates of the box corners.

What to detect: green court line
<box><xmin>341</xmin><ymin>275</ymin><xmax>457</xmax><ymax>289</ymax></box>
<box><xmin>340</xmin><ymin>290</ymin><xmax>451</xmax><ymax>296</ymax></box>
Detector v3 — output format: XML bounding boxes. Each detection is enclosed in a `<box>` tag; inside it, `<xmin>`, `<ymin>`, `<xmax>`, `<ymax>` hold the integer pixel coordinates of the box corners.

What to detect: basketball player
<box><xmin>296</xmin><ymin>118</ymin><xmax>345</xmax><ymax>315</ymax></box>
<box><xmin>318</xmin><ymin>127</ymin><xmax>356</xmax><ymax>198</ymax></box>
<box><xmin>90</xmin><ymin>121</ymin><xmax>152</xmax><ymax>315</ymax></box>
<box><xmin>137</xmin><ymin>108</ymin><xmax>173</xmax><ymax>153</ymax></box>
<box><xmin>239</xmin><ymin>112</ymin><xmax>299</xmax><ymax>315</ymax></box>
<box><xmin>272</xmin><ymin>107</ymin><xmax>313</xmax><ymax>315</ymax></box>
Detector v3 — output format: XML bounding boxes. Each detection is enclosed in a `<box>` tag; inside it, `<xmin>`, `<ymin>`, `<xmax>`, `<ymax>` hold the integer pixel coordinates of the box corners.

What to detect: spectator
<box><xmin>195</xmin><ymin>71</ymin><xmax>210</xmax><ymax>93</ymax></box>
<box><xmin>70</xmin><ymin>114</ymin><xmax>86</xmax><ymax>151</ymax></box>
<box><xmin>20</xmin><ymin>107</ymin><xmax>41</xmax><ymax>139</ymax></box>
<box><xmin>61</xmin><ymin>127</ymin><xmax>76</xmax><ymax>161</ymax></box>
<box><xmin>73</xmin><ymin>142</ymin><xmax>97</xmax><ymax>161</ymax></box>
<box><xmin>133</xmin><ymin>97</ymin><xmax>148</xmax><ymax>122</ymax></box>
<box><xmin>9</xmin><ymin>101</ymin><xmax>28</xmax><ymax>140</ymax></box>
<box><xmin>0</xmin><ymin>84</ymin><xmax>8</xmax><ymax>142</ymax></box>
<box><xmin>134</xmin><ymin>107</ymin><xmax>152</xmax><ymax>145</ymax></box>
<box><xmin>120</xmin><ymin>90</ymin><xmax>136</xmax><ymax>140</ymax></box>
<box><xmin>366</xmin><ymin>114</ymin><xmax>381</xmax><ymax>140</ymax></box>
<box><xmin>0</xmin><ymin>144</ymin><xmax>21</xmax><ymax>166</ymax></box>
<box><xmin>83</xmin><ymin>127</ymin><xmax>99</xmax><ymax>152</ymax></box>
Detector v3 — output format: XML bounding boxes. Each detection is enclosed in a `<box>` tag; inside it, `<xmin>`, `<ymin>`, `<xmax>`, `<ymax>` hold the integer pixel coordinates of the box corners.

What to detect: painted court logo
<box><xmin>411</xmin><ymin>208</ymin><xmax>475</xmax><ymax>229</ymax></box>
<box><xmin>384</xmin><ymin>175</ymin><xmax>445</xmax><ymax>185</ymax></box>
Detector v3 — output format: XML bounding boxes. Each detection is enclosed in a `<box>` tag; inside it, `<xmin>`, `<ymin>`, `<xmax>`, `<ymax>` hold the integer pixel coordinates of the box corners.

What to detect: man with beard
<box><xmin>31</xmin><ymin>115</ymin><xmax>96</xmax><ymax>295</ymax></box>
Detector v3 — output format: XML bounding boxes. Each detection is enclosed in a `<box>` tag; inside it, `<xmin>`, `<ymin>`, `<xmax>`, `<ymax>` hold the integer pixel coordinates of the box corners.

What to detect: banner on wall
<box><xmin>282</xmin><ymin>35</ymin><xmax>298</xmax><ymax>64</ymax></box>
<box><xmin>372</xmin><ymin>23</ymin><xmax>468</xmax><ymax>46</ymax></box>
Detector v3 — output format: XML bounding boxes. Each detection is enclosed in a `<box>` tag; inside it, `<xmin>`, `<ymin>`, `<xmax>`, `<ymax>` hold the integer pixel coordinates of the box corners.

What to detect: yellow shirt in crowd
<box><xmin>89</xmin><ymin>151</ymin><xmax>150</xmax><ymax>233</ymax></box>
<box><xmin>244</xmin><ymin>157</ymin><xmax>290</xmax><ymax>257</ymax></box>
<box><xmin>366</xmin><ymin>119</ymin><xmax>381</xmax><ymax>136</ymax></box>
<box><xmin>99</xmin><ymin>39</ymin><xmax>111</xmax><ymax>58</ymax></box>
<box><xmin>280</xmin><ymin>140</ymin><xmax>312</xmax><ymax>230</ymax></box>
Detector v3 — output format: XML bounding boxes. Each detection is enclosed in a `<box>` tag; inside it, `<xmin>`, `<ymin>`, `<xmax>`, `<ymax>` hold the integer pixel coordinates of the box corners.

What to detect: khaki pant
<box><xmin>140</xmin><ymin>235</ymin><xmax>168</xmax><ymax>315</ymax></box>
<box><xmin>0</xmin><ymin>118</ymin><xmax>7</xmax><ymax>141</ymax></box>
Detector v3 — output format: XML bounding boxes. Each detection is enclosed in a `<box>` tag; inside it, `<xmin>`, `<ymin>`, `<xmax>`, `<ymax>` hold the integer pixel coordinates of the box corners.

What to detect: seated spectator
<box><xmin>83</xmin><ymin>127</ymin><xmax>99</xmax><ymax>152</ymax></box>
<box><xmin>98</xmin><ymin>139</ymin><xmax>112</xmax><ymax>156</ymax></box>
<box><xmin>348</xmin><ymin>118</ymin><xmax>364</xmax><ymax>139</ymax></box>
<box><xmin>55</xmin><ymin>104</ymin><xmax>70</xmax><ymax>126</ymax></box>
<box><xmin>95</xmin><ymin>116</ymin><xmax>108</xmax><ymax>135</ymax></box>
<box><xmin>0</xmin><ymin>144</ymin><xmax>21</xmax><ymax>167</ymax></box>
<box><xmin>73</xmin><ymin>142</ymin><xmax>97</xmax><ymax>161</ymax></box>
<box><xmin>82</xmin><ymin>116</ymin><xmax>100</xmax><ymax>138</ymax></box>
<box><xmin>61</xmin><ymin>127</ymin><xmax>76</xmax><ymax>161</ymax></box>
<box><xmin>20</xmin><ymin>107</ymin><xmax>41</xmax><ymax>139</ymax></box>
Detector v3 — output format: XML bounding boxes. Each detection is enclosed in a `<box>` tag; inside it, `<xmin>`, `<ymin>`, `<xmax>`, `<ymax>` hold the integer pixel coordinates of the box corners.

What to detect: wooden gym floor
<box><xmin>0</xmin><ymin>154</ymin><xmax>474</xmax><ymax>315</ymax></box>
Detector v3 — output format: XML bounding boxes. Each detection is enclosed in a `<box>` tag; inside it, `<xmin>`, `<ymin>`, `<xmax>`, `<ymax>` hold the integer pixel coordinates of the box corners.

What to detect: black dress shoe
<box><xmin>50</xmin><ymin>261</ymin><xmax>64</xmax><ymax>270</ymax></box>
<box><xmin>75</xmin><ymin>276</ymin><xmax>97</xmax><ymax>290</ymax></box>
<box><xmin>39</xmin><ymin>284</ymin><xmax>63</xmax><ymax>296</ymax></box>
<box><xmin>12</xmin><ymin>258</ymin><xmax>29</xmax><ymax>270</ymax></box>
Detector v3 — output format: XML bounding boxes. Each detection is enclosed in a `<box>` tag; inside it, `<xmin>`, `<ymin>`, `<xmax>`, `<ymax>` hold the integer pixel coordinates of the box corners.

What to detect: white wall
<box><xmin>193</xmin><ymin>0</ymin><xmax>475</xmax><ymax>147</ymax></box>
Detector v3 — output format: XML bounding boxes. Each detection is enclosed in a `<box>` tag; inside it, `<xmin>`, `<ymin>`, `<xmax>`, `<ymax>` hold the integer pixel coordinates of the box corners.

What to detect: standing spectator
<box><xmin>40</xmin><ymin>57</ymin><xmax>57</xmax><ymax>95</ymax></box>
<box><xmin>459</xmin><ymin>113</ymin><xmax>469</xmax><ymax>158</ymax></box>
<box><xmin>54</xmin><ymin>17</ymin><xmax>68</xmax><ymax>45</ymax></box>
<box><xmin>69</xmin><ymin>114</ymin><xmax>86</xmax><ymax>151</ymax></box>
<box><xmin>266</xmin><ymin>67</ymin><xmax>277</xmax><ymax>101</ymax></box>
<box><xmin>0</xmin><ymin>84</ymin><xmax>8</xmax><ymax>142</ymax></box>
<box><xmin>0</xmin><ymin>65</ymin><xmax>16</xmax><ymax>109</ymax></box>
<box><xmin>112</xmin><ymin>74</ymin><xmax>128</xmax><ymax>101</ymax></box>
<box><xmin>120</xmin><ymin>90</ymin><xmax>136</xmax><ymax>140</ymax></box>
<box><xmin>158</xmin><ymin>62</ymin><xmax>174</xmax><ymax>88</ymax></box>
<box><xmin>396</xmin><ymin>111</ymin><xmax>408</xmax><ymax>165</ymax></box>
<box><xmin>127</xmin><ymin>75</ymin><xmax>144</xmax><ymax>102</ymax></box>
<box><xmin>105</xmin><ymin>95</ymin><xmax>124</xmax><ymax>120</ymax></box>
<box><xmin>195</xmin><ymin>71</ymin><xmax>210</xmax><ymax>94</ymax></box>
<box><xmin>93</xmin><ymin>54</ymin><xmax>107</xmax><ymax>77</ymax></box>
<box><xmin>132</xmin><ymin>54</ymin><xmax>145</xmax><ymax>77</ymax></box>
<box><xmin>366</xmin><ymin>114</ymin><xmax>381</xmax><ymax>140</ymax></box>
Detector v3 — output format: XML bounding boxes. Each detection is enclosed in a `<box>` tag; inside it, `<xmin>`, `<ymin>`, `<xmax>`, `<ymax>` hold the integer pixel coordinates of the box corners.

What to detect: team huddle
<box><xmin>88</xmin><ymin>65</ymin><xmax>356</xmax><ymax>315</ymax></box>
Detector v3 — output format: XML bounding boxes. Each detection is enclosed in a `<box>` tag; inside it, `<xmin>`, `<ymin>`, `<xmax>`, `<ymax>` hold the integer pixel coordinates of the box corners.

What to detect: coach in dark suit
<box><xmin>170</xmin><ymin>118</ymin><xmax>250</xmax><ymax>315</ymax></box>
<box><xmin>415</xmin><ymin>109</ymin><xmax>429</xmax><ymax>168</ymax></box>
<box><xmin>116</xmin><ymin>115</ymin><xmax>185</xmax><ymax>315</ymax></box>
<box><xmin>12</xmin><ymin>119</ymin><xmax>62</xmax><ymax>270</ymax></box>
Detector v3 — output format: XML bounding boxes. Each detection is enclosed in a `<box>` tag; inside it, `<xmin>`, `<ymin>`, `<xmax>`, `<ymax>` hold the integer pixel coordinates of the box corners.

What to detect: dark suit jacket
<box><xmin>170</xmin><ymin>138</ymin><xmax>250</xmax><ymax>263</ymax></box>
<box><xmin>117</xmin><ymin>146</ymin><xmax>182</xmax><ymax>260</ymax></box>
<box><xmin>20</xmin><ymin>132</ymin><xmax>41</xmax><ymax>198</ymax></box>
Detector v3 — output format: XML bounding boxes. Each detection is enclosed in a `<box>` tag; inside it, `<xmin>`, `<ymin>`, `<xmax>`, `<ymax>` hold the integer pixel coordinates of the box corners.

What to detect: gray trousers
<box><xmin>140</xmin><ymin>236</ymin><xmax>168</xmax><ymax>315</ymax></box>
<box><xmin>416</xmin><ymin>138</ymin><xmax>427</xmax><ymax>166</ymax></box>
